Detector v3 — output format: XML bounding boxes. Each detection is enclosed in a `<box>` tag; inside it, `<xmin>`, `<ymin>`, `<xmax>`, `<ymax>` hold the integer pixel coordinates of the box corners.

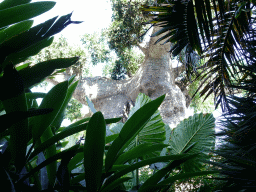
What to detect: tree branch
<box><xmin>172</xmin><ymin>64</ymin><xmax>185</xmax><ymax>79</ymax></box>
<box><xmin>137</xmin><ymin>43</ymin><xmax>148</xmax><ymax>55</ymax></box>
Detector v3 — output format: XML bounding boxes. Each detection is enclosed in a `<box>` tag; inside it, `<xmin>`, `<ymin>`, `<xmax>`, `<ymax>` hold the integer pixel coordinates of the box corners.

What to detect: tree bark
<box><xmin>48</xmin><ymin>26</ymin><xmax>188</xmax><ymax>126</ymax></box>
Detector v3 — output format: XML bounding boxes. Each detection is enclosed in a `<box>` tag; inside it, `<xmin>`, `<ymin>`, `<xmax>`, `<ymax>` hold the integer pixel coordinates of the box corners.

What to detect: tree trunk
<box><xmin>48</xmin><ymin>27</ymin><xmax>187</xmax><ymax>126</ymax></box>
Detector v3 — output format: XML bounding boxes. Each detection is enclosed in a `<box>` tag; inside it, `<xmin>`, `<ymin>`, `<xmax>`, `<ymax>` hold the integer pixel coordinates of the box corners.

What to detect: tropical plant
<box><xmin>168</xmin><ymin>113</ymin><xmax>215</xmax><ymax>172</ymax></box>
<box><xmin>0</xmin><ymin>0</ymin><xmax>81</xmax><ymax>190</ymax></box>
<box><xmin>0</xmin><ymin>1</ymin><xmax>219</xmax><ymax>191</ymax></box>
<box><xmin>102</xmin><ymin>94</ymin><xmax>218</xmax><ymax>191</ymax></box>
<box><xmin>140</xmin><ymin>0</ymin><xmax>254</xmax><ymax>110</ymax></box>
<box><xmin>141</xmin><ymin>0</ymin><xmax>256</xmax><ymax>190</ymax></box>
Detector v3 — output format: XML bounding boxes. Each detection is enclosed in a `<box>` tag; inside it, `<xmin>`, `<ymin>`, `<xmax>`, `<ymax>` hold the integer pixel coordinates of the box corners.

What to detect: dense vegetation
<box><xmin>0</xmin><ymin>0</ymin><xmax>255</xmax><ymax>191</ymax></box>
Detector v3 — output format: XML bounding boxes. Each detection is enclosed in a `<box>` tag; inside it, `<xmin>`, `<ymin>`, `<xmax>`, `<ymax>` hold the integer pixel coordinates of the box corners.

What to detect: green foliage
<box><xmin>111</xmin><ymin>47</ymin><xmax>144</xmax><ymax>79</ymax></box>
<box><xmin>141</xmin><ymin>0</ymin><xmax>255</xmax><ymax>109</ymax></box>
<box><xmin>81</xmin><ymin>29</ymin><xmax>144</xmax><ymax>79</ymax></box>
<box><xmin>168</xmin><ymin>113</ymin><xmax>215</xmax><ymax>172</ymax></box>
<box><xmin>108</xmin><ymin>0</ymin><xmax>152</xmax><ymax>51</ymax></box>
<box><xmin>65</xmin><ymin>98</ymin><xmax>82</xmax><ymax>122</ymax></box>
<box><xmin>0</xmin><ymin>1</ymin><xmax>219</xmax><ymax>191</ymax></box>
<box><xmin>141</xmin><ymin>1</ymin><xmax>256</xmax><ymax>190</ymax></box>
<box><xmin>106</xmin><ymin>0</ymin><xmax>151</xmax><ymax>79</ymax></box>
<box><xmin>29</xmin><ymin>35</ymin><xmax>90</xmax><ymax>78</ymax></box>
<box><xmin>188</xmin><ymin>78</ymin><xmax>215</xmax><ymax>113</ymax></box>
<box><xmin>81</xmin><ymin>30</ymin><xmax>111</xmax><ymax>66</ymax></box>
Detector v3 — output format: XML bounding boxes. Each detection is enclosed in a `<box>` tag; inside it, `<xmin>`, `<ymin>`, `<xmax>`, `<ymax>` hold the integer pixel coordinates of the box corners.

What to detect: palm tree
<box><xmin>141</xmin><ymin>0</ymin><xmax>253</xmax><ymax>109</ymax></box>
<box><xmin>141</xmin><ymin>0</ymin><xmax>256</xmax><ymax>190</ymax></box>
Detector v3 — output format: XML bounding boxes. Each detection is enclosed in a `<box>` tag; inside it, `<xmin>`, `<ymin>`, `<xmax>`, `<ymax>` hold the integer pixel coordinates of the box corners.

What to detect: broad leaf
<box><xmin>19</xmin><ymin>57</ymin><xmax>79</xmax><ymax>89</ymax></box>
<box><xmin>105</xmin><ymin>94</ymin><xmax>165</xmax><ymax>172</ymax></box>
<box><xmin>125</xmin><ymin>93</ymin><xmax>166</xmax><ymax>158</ymax></box>
<box><xmin>103</xmin><ymin>154</ymin><xmax>195</xmax><ymax>189</ymax></box>
<box><xmin>0</xmin><ymin>20</ymin><xmax>33</xmax><ymax>43</ymax></box>
<box><xmin>169</xmin><ymin>113</ymin><xmax>215</xmax><ymax>172</ymax></box>
<box><xmin>31</xmin><ymin>81</ymin><xmax>69</xmax><ymax>141</ymax></box>
<box><xmin>114</xmin><ymin>143</ymin><xmax>169</xmax><ymax>165</ymax></box>
<box><xmin>84</xmin><ymin>112</ymin><xmax>106</xmax><ymax>192</ymax></box>
<box><xmin>0</xmin><ymin>2</ymin><xmax>56</xmax><ymax>29</ymax></box>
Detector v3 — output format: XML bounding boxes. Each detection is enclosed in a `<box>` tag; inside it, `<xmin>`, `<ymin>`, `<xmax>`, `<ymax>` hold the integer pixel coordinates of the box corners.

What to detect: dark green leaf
<box><xmin>84</xmin><ymin>112</ymin><xmax>106</xmax><ymax>192</ymax></box>
<box><xmin>19</xmin><ymin>57</ymin><xmax>79</xmax><ymax>88</ymax></box>
<box><xmin>31</xmin><ymin>80</ymin><xmax>69</xmax><ymax>141</ymax></box>
<box><xmin>0</xmin><ymin>2</ymin><xmax>56</xmax><ymax>29</ymax></box>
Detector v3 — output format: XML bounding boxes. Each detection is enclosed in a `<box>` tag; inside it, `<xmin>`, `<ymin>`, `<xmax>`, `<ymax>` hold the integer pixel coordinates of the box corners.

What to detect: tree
<box><xmin>44</xmin><ymin>0</ymin><xmax>191</xmax><ymax>126</ymax></box>
<box><xmin>141</xmin><ymin>0</ymin><xmax>256</xmax><ymax>190</ymax></box>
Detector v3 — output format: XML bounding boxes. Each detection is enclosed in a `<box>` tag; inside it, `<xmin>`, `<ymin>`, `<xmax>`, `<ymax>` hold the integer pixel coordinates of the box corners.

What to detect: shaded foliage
<box><xmin>141</xmin><ymin>0</ymin><xmax>254</xmax><ymax>110</ymax></box>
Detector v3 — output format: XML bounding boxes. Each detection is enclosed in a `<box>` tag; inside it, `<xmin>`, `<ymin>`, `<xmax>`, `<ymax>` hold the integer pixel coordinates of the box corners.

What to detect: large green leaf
<box><xmin>19</xmin><ymin>57</ymin><xmax>79</xmax><ymax>89</ymax></box>
<box><xmin>28</xmin><ymin>80</ymin><xmax>68</xmax><ymax>187</ymax></box>
<box><xmin>31</xmin><ymin>80</ymin><xmax>69</xmax><ymax>141</ymax></box>
<box><xmin>103</xmin><ymin>154</ymin><xmax>195</xmax><ymax>189</ymax></box>
<box><xmin>50</xmin><ymin>80</ymin><xmax>79</xmax><ymax>130</ymax></box>
<box><xmin>0</xmin><ymin>20</ymin><xmax>33</xmax><ymax>43</ymax></box>
<box><xmin>114</xmin><ymin>143</ymin><xmax>169</xmax><ymax>165</ymax></box>
<box><xmin>105</xmin><ymin>94</ymin><xmax>165</xmax><ymax>172</ymax></box>
<box><xmin>0</xmin><ymin>1</ymin><xmax>56</xmax><ymax>29</ymax></box>
<box><xmin>7</xmin><ymin>37</ymin><xmax>54</xmax><ymax>65</ymax></box>
<box><xmin>0</xmin><ymin>0</ymin><xmax>31</xmax><ymax>11</ymax></box>
<box><xmin>126</xmin><ymin>93</ymin><xmax>166</xmax><ymax>158</ymax></box>
<box><xmin>0</xmin><ymin>13</ymin><xmax>81</xmax><ymax>71</ymax></box>
<box><xmin>84</xmin><ymin>111</ymin><xmax>106</xmax><ymax>192</ymax></box>
<box><xmin>28</xmin><ymin>122</ymin><xmax>88</xmax><ymax>161</ymax></box>
<box><xmin>169</xmin><ymin>113</ymin><xmax>215</xmax><ymax>172</ymax></box>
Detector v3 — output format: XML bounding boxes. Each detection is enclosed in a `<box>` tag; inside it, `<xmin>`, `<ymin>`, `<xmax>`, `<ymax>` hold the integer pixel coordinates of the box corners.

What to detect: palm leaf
<box><xmin>141</xmin><ymin>0</ymin><xmax>254</xmax><ymax>109</ymax></box>
<box><xmin>169</xmin><ymin>113</ymin><xmax>215</xmax><ymax>172</ymax></box>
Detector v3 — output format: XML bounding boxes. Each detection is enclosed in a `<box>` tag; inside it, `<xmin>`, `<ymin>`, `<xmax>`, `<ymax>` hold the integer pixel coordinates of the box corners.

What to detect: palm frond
<box><xmin>215</xmin><ymin>95</ymin><xmax>256</xmax><ymax>190</ymax></box>
<box><xmin>169</xmin><ymin>113</ymin><xmax>215</xmax><ymax>172</ymax></box>
<box><xmin>141</xmin><ymin>0</ymin><xmax>255</xmax><ymax>110</ymax></box>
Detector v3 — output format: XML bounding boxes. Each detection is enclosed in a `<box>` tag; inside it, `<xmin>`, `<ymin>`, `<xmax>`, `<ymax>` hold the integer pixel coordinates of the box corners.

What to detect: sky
<box><xmin>32</xmin><ymin>0</ymin><xmax>114</xmax><ymax>76</ymax></box>
<box><xmin>32</xmin><ymin>0</ymin><xmax>113</xmax><ymax>45</ymax></box>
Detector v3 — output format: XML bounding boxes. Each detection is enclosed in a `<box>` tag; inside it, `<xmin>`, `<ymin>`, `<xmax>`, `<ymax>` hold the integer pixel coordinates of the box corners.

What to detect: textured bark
<box><xmin>48</xmin><ymin>27</ymin><xmax>188</xmax><ymax>126</ymax></box>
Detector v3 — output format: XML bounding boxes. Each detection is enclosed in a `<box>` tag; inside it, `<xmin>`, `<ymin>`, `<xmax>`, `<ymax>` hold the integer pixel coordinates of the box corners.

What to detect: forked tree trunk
<box><xmin>48</xmin><ymin>27</ymin><xmax>188</xmax><ymax>126</ymax></box>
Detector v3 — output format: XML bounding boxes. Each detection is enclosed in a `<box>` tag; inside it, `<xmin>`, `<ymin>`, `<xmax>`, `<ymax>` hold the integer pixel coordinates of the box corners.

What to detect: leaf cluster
<box><xmin>141</xmin><ymin>0</ymin><xmax>255</xmax><ymax>110</ymax></box>
<box><xmin>0</xmin><ymin>0</ymin><xmax>219</xmax><ymax>191</ymax></box>
<box><xmin>140</xmin><ymin>1</ymin><xmax>256</xmax><ymax>189</ymax></box>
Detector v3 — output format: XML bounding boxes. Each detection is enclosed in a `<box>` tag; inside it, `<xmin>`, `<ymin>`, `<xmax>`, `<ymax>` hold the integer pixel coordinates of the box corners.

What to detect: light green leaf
<box><xmin>50</xmin><ymin>81</ymin><xmax>79</xmax><ymax>130</ymax></box>
<box><xmin>169</xmin><ymin>113</ymin><xmax>215</xmax><ymax>172</ymax></box>
<box><xmin>86</xmin><ymin>96</ymin><xmax>97</xmax><ymax>113</ymax></box>
<box><xmin>125</xmin><ymin>93</ymin><xmax>166</xmax><ymax>158</ymax></box>
<box><xmin>105</xmin><ymin>95</ymin><xmax>165</xmax><ymax>172</ymax></box>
